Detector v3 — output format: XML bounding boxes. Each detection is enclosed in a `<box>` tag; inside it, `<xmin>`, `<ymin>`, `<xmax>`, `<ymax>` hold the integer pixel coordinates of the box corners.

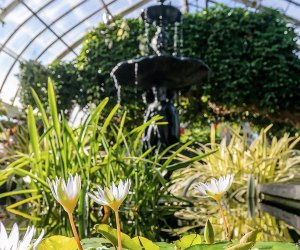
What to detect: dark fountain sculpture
<box><xmin>111</xmin><ymin>0</ymin><xmax>210</xmax><ymax>151</ymax></box>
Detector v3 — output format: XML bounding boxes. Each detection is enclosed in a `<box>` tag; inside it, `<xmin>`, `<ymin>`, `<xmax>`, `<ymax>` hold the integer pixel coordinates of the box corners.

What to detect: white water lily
<box><xmin>0</xmin><ymin>222</ymin><xmax>44</xmax><ymax>250</ymax></box>
<box><xmin>47</xmin><ymin>173</ymin><xmax>81</xmax><ymax>214</ymax></box>
<box><xmin>194</xmin><ymin>175</ymin><xmax>234</xmax><ymax>201</ymax></box>
<box><xmin>88</xmin><ymin>179</ymin><xmax>131</xmax><ymax>211</ymax></box>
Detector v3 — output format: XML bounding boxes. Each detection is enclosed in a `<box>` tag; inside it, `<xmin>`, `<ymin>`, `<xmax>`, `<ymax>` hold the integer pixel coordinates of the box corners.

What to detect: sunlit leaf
<box><xmin>38</xmin><ymin>236</ymin><xmax>78</xmax><ymax>250</ymax></box>
<box><xmin>175</xmin><ymin>234</ymin><xmax>202</xmax><ymax>249</ymax></box>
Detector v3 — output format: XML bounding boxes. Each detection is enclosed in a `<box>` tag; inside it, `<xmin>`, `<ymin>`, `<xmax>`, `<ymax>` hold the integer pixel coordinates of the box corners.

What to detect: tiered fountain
<box><xmin>111</xmin><ymin>0</ymin><xmax>210</xmax><ymax>150</ymax></box>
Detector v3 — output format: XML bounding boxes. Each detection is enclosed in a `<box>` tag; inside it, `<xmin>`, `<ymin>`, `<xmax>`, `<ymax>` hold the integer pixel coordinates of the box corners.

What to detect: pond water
<box><xmin>1</xmin><ymin>195</ymin><xmax>300</xmax><ymax>243</ymax></box>
<box><xmin>173</xmin><ymin>197</ymin><xmax>300</xmax><ymax>243</ymax></box>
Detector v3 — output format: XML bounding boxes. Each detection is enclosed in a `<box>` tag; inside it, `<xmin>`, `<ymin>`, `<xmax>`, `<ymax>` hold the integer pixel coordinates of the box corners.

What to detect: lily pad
<box><xmin>175</xmin><ymin>234</ymin><xmax>202</xmax><ymax>249</ymax></box>
<box><xmin>96</xmin><ymin>224</ymin><xmax>141</xmax><ymax>250</ymax></box>
<box><xmin>38</xmin><ymin>235</ymin><xmax>78</xmax><ymax>250</ymax></box>
<box><xmin>132</xmin><ymin>236</ymin><xmax>160</xmax><ymax>250</ymax></box>
<box><xmin>185</xmin><ymin>241</ymin><xmax>229</xmax><ymax>250</ymax></box>
<box><xmin>253</xmin><ymin>241</ymin><xmax>298</xmax><ymax>250</ymax></box>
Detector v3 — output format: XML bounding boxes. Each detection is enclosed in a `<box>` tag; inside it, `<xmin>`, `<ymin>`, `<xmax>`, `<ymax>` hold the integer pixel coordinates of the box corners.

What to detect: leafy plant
<box><xmin>171</xmin><ymin>125</ymin><xmax>300</xmax><ymax>197</ymax></box>
<box><xmin>169</xmin><ymin>125</ymin><xmax>300</xmax><ymax>240</ymax></box>
<box><xmin>0</xmin><ymin>79</ymin><xmax>210</xmax><ymax>241</ymax></box>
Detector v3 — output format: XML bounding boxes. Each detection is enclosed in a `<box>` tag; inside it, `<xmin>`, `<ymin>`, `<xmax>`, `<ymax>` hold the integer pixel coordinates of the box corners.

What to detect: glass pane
<box><xmin>38</xmin><ymin>40</ymin><xmax>68</xmax><ymax>64</ymax></box>
<box><xmin>261</xmin><ymin>0</ymin><xmax>289</xmax><ymax>10</ymax></box>
<box><xmin>62</xmin><ymin>17</ymin><xmax>101</xmax><ymax>45</ymax></box>
<box><xmin>0</xmin><ymin>4</ymin><xmax>31</xmax><ymax>43</ymax></box>
<box><xmin>37</xmin><ymin>0</ymin><xmax>84</xmax><ymax>24</ymax></box>
<box><xmin>49</xmin><ymin>0</ymin><xmax>100</xmax><ymax>35</ymax></box>
<box><xmin>23</xmin><ymin>0</ymin><xmax>53</xmax><ymax>12</ymax></box>
<box><xmin>6</xmin><ymin>17</ymin><xmax>45</xmax><ymax>54</ymax></box>
<box><xmin>22</xmin><ymin>29</ymin><xmax>57</xmax><ymax>59</ymax></box>
<box><xmin>0</xmin><ymin>61</ymin><xmax>20</xmax><ymax>104</ymax></box>
<box><xmin>0</xmin><ymin>54</ymin><xmax>15</xmax><ymax>85</ymax></box>
<box><xmin>0</xmin><ymin>0</ymin><xmax>13</xmax><ymax>8</ymax></box>
<box><xmin>285</xmin><ymin>5</ymin><xmax>300</xmax><ymax>21</ymax></box>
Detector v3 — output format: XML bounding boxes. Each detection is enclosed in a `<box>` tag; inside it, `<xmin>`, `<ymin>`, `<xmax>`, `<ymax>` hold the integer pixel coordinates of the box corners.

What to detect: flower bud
<box><xmin>204</xmin><ymin>219</ymin><xmax>214</xmax><ymax>244</ymax></box>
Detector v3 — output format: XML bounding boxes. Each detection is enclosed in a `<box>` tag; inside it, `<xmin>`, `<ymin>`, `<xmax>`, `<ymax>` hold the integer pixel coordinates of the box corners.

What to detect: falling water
<box><xmin>173</xmin><ymin>22</ymin><xmax>179</xmax><ymax>56</ymax></box>
<box><xmin>112</xmin><ymin>74</ymin><xmax>121</xmax><ymax>104</ymax></box>
<box><xmin>179</xmin><ymin>16</ymin><xmax>184</xmax><ymax>58</ymax></box>
<box><xmin>134</xmin><ymin>63</ymin><xmax>139</xmax><ymax>86</ymax></box>
<box><xmin>144</xmin><ymin>9</ymin><xmax>150</xmax><ymax>55</ymax></box>
<box><xmin>159</xmin><ymin>14</ymin><xmax>163</xmax><ymax>55</ymax></box>
<box><xmin>134</xmin><ymin>63</ymin><xmax>139</xmax><ymax>120</ymax></box>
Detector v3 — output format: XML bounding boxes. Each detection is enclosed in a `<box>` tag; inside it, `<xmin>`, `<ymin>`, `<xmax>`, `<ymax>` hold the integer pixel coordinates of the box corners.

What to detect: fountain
<box><xmin>111</xmin><ymin>0</ymin><xmax>210</xmax><ymax>150</ymax></box>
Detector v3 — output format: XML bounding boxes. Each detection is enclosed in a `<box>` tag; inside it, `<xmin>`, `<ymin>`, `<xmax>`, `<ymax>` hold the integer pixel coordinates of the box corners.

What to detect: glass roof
<box><xmin>0</xmin><ymin>0</ymin><xmax>299</xmax><ymax>107</ymax></box>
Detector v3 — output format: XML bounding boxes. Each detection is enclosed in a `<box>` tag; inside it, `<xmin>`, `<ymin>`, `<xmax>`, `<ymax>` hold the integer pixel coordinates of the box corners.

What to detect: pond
<box><xmin>173</xmin><ymin>197</ymin><xmax>300</xmax><ymax>243</ymax></box>
<box><xmin>1</xmin><ymin>194</ymin><xmax>300</xmax><ymax>244</ymax></box>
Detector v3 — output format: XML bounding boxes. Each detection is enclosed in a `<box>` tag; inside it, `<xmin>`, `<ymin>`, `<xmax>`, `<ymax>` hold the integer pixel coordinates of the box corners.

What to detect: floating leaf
<box><xmin>155</xmin><ymin>242</ymin><xmax>176</xmax><ymax>250</ymax></box>
<box><xmin>132</xmin><ymin>236</ymin><xmax>159</xmax><ymax>250</ymax></box>
<box><xmin>38</xmin><ymin>236</ymin><xmax>78</xmax><ymax>250</ymax></box>
<box><xmin>254</xmin><ymin>241</ymin><xmax>298</xmax><ymax>250</ymax></box>
<box><xmin>175</xmin><ymin>234</ymin><xmax>201</xmax><ymax>249</ymax></box>
<box><xmin>96</xmin><ymin>224</ymin><xmax>141</xmax><ymax>250</ymax></box>
<box><xmin>81</xmin><ymin>237</ymin><xmax>111</xmax><ymax>249</ymax></box>
<box><xmin>185</xmin><ymin>242</ymin><xmax>229</xmax><ymax>250</ymax></box>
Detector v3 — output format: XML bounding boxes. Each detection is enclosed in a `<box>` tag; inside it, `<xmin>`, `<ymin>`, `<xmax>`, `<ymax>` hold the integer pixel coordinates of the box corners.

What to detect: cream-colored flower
<box><xmin>88</xmin><ymin>179</ymin><xmax>131</xmax><ymax>211</ymax></box>
<box><xmin>0</xmin><ymin>222</ymin><xmax>44</xmax><ymax>250</ymax></box>
<box><xmin>47</xmin><ymin>174</ymin><xmax>81</xmax><ymax>214</ymax></box>
<box><xmin>194</xmin><ymin>175</ymin><xmax>234</xmax><ymax>201</ymax></box>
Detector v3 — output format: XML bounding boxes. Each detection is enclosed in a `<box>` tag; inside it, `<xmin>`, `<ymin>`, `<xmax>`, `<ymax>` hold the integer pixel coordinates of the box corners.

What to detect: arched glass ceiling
<box><xmin>0</xmin><ymin>0</ymin><xmax>299</xmax><ymax>107</ymax></box>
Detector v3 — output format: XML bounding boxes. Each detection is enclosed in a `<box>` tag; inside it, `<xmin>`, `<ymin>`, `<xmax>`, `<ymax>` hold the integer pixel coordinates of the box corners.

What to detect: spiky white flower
<box><xmin>0</xmin><ymin>222</ymin><xmax>44</xmax><ymax>250</ymax></box>
<box><xmin>47</xmin><ymin>174</ymin><xmax>81</xmax><ymax>214</ymax></box>
<box><xmin>88</xmin><ymin>179</ymin><xmax>131</xmax><ymax>211</ymax></box>
<box><xmin>194</xmin><ymin>175</ymin><xmax>234</xmax><ymax>201</ymax></box>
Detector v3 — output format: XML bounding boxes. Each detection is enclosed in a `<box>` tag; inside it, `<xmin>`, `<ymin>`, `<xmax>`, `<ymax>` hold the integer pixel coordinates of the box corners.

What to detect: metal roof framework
<box><xmin>0</xmin><ymin>0</ymin><xmax>299</xmax><ymax>107</ymax></box>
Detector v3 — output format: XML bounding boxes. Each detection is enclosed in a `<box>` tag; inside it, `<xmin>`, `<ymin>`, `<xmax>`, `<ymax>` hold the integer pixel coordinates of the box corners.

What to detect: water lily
<box><xmin>89</xmin><ymin>179</ymin><xmax>131</xmax><ymax>250</ymax></box>
<box><xmin>88</xmin><ymin>179</ymin><xmax>131</xmax><ymax>212</ymax></box>
<box><xmin>47</xmin><ymin>173</ymin><xmax>81</xmax><ymax>214</ymax></box>
<box><xmin>47</xmin><ymin>174</ymin><xmax>83</xmax><ymax>250</ymax></box>
<box><xmin>194</xmin><ymin>175</ymin><xmax>234</xmax><ymax>241</ymax></box>
<box><xmin>0</xmin><ymin>222</ymin><xmax>44</xmax><ymax>250</ymax></box>
<box><xmin>194</xmin><ymin>174</ymin><xmax>233</xmax><ymax>202</ymax></box>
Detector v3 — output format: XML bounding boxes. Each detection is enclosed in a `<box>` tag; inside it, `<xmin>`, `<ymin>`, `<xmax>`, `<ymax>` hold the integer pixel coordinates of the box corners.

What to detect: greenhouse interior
<box><xmin>0</xmin><ymin>0</ymin><xmax>300</xmax><ymax>249</ymax></box>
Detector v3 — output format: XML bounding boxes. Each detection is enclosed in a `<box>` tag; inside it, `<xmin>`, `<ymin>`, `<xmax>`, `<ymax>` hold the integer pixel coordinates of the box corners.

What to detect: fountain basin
<box><xmin>111</xmin><ymin>55</ymin><xmax>210</xmax><ymax>89</ymax></box>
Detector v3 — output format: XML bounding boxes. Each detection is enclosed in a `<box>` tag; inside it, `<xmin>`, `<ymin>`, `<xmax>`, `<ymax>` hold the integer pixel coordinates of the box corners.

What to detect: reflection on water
<box><xmin>174</xmin><ymin>198</ymin><xmax>300</xmax><ymax>242</ymax></box>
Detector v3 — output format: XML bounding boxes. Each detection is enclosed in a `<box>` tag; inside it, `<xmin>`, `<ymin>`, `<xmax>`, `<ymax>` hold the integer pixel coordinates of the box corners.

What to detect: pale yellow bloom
<box><xmin>47</xmin><ymin>174</ymin><xmax>81</xmax><ymax>214</ymax></box>
<box><xmin>88</xmin><ymin>179</ymin><xmax>131</xmax><ymax>211</ymax></box>
<box><xmin>194</xmin><ymin>175</ymin><xmax>234</xmax><ymax>201</ymax></box>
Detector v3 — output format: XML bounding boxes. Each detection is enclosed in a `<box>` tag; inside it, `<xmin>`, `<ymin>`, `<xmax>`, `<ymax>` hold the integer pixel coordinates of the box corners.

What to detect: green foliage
<box><xmin>37</xmin><ymin>231</ymin><xmax>299</xmax><ymax>249</ymax></box>
<box><xmin>1</xmin><ymin>79</ymin><xmax>208</xmax><ymax>241</ymax></box>
<box><xmin>19</xmin><ymin>60</ymin><xmax>79</xmax><ymax>116</ymax></box>
<box><xmin>19</xmin><ymin>60</ymin><xmax>49</xmax><ymax>110</ymax></box>
<box><xmin>180</xmin><ymin>6</ymin><xmax>300</xmax><ymax>129</ymax></box>
<box><xmin>19</xmin><ymin>6</ymin><xmax>300</xmax><ymax>129</ymax></box>
<box><xmin>174</xmin><ymin>233</ymin><xmax>201</xmax><ymax>249</ymax></box>
<box><xmin>96</xmin><ymin>224</ymin><xmax>142</xmax><ymax>249</ymax></box>
<box><xmin>38</xmin><ymin>236</ymin><xmax>78</xmax><ymax>250</ymax></box>
<box><xmin>21</xmin><ymin>6</ymin><xmax>300</xmax><ymax>131</ymax></box>
<box><xmin>171</xmin><ymin>125</ymin><xmax>300</xmax><ymax>198</ymax></box>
